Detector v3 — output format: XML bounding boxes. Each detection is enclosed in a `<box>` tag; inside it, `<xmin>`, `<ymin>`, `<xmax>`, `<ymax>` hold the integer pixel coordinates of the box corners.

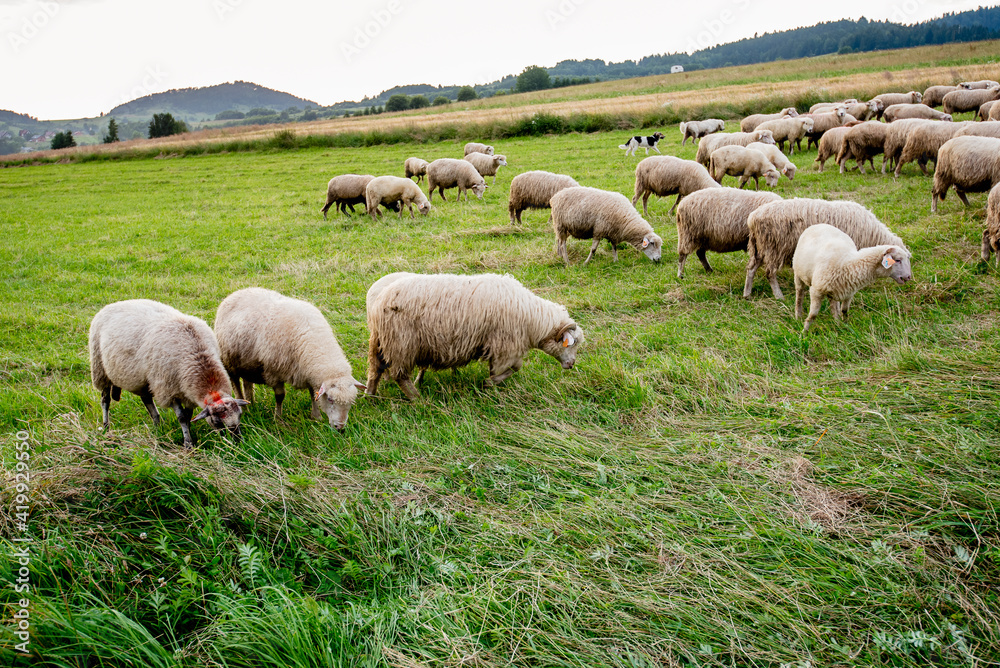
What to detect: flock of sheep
<box><xmin>87</xmin><ymin>77</ymin><xmax>1000</xmax><ymax>446</ymax></box>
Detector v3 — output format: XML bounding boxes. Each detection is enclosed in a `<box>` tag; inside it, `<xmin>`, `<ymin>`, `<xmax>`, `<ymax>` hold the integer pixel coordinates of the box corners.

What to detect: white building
<box><xmin>671</xmin><ymin>65</ymin><xmax>684</xmax><ymax>74</ymax></box>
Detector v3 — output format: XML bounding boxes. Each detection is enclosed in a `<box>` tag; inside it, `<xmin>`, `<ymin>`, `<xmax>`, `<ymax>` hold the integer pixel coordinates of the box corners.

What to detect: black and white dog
<box><xmin>619</xmin><ymin>132</ymin><xmax>665</xmax><ymax>156</ymax></box>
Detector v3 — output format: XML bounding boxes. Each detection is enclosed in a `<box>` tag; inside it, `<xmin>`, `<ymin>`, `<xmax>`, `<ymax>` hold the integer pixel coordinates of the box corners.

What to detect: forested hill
<box><xmin>109</xmin><ymin>81</ymin><xmax>318</xmax><ymax>120</ymax></box>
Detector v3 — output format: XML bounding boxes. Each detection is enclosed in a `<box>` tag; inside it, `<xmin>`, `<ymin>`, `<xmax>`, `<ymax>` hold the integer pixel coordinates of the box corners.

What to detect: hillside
<box><xmin>108</xmin><ymin>81</ymin><xmax>319</xmax><ymax>122</ymax></box>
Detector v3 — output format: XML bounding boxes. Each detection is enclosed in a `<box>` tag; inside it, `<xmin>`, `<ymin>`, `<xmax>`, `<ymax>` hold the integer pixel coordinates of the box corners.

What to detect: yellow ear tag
<box><xmin>562</xmin><ymin>339</ymin><xmax>569</xmax><ymax>347</ymax></box>
<box><xmin>882</xmin><ymin>255</ymin><xmax>896</xmax><ymax>269</ymax></box>
<box><xmin>642</xmin><ymin>238</ymin><xmax>649</xmax><ymax>248</ymax></box>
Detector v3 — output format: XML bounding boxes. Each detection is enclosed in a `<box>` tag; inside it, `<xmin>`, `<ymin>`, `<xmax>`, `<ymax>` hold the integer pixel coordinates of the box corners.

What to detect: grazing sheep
<box><xmin>931</xmin><ymin>136</ymin><xmax>1000</xmax><ymax>212</ymax></box>
<box><xmin>814</xmin><ymin>122</ymin><xmax>862</xmax><ymax>172</ymax></box>
<box><xmin>89</xmin><ymin>299</ymin><xmax>248</xmax><ymax>447</ymax></box>
<box><xmin>873</xmin><ymin>92</ymin><xmax>922</xmax><ymax>118</ymax></box>
<box><xmin>960</xmin><ymin>80</ymin><xmax>1000</xmax><ymax>90</ymax></box>
<box><xmin>709</xmin><ymin>145</ymin><xmax>780</xmax><ymax>189</ymax></box>
<box><xmin>464</xmin><ymin>152</ymin><xmax>508</xmax><ymax>187</ymax></box>
<box><xmin>802</xmin><ymin>108</ymin><xmax>848</xmax><ymax>151</ymax></box>
<box><xmin>214</xmin><ymin>288</ymin><xmax>366</xmax><ymax>431</ymax></box>
<box><xmin>680</xmin><ymin>119</ymin><xmax>726</xmax><ymax>145</ymax></box>
<box><xmin>883</xmin><ymin>104</ymin><xmax>953</xmax><ymax>122</ymax></box>
<box><xmin>809</xmin><ymin>100</ymin><xmax>855</xmax><ymax>113</ymax></box>
<box><xmin>755</xmin><ymin>116</ymin><xmax>814</xmax><ymax>154</ymax></box>
<box><xmin>674</xmin><ymin>187</ymin><xmax>782</xmax><ymax>278</ymax></box>
<box><xmin>844</xmin><ymin>100</ymin><xmax>880</xmax><ymax>122</ymax></box>
<box><xmin>882</xmin><ymin>118</ymin><xmax>934</xmax><ymax>175</ymax></box>
<box><xmin>695</xmin><ymin>129</ymin><xmax>776</xmax><ymax>168</ymax></box>
<box><xmin>366</xmin><ymin>272</ymin><xmax>430</xmax><ymax>387</ymax></box>
<box><xmin>366</xmin><ymin>175</ymin><xmax>432</xmax><ymax>219</ymax></box>
<box><xmin>404</xmin><ymin>157</ymin><xmax>429</xmax><ymax>183</ymax></box>
<box><xmin>740</xmin><ymin>108</ymin><xmax>798</xmax><ymax>133</ymax></box>
<box><xmin>894</xmin><ymin>121</ymin><xmax>972</xmax><ymax>177</ymax></box>
<box><xmin>632</xmin><ymin>155</ymin><xmax>720</xmax><ymax>215</ymax></box>
<box><xmin>979</xmin><ymin>101</ymin><xmax>999</xmax><ymax>121</ymax></box>
<box><xmin>923</xmin><ymin>85</ymin><xmax>960</xmax><ymax>108</ymax></box>
<box><xmin>507</xmin><ymin>170</ymin><xmax>579</xmax><ymax>224</ymax></box>
<box><xmin>956</xmin><ymin>121</ymin><xmax>1000</xmax><ymax>138</ymax></box>
<box><xmin>464</xmin><ymin>142</ymin><xmax>494</xmax><ymax>156</ymax></box>
<box><xmin>743</xmin><ymin>198</ymin><xmax>909</xmax><ymax>299</ymax></box>
<box><xmin>321</xmin><ymin>174</ymin><xmax>375</xmax><ymax>219</ymax></box>
<box><xmin>365</xmin><ymin>273</ymin><xmax>584</xmax><ymax>399</ymax></box>
<box><xmin>943</xmin><ymin>87</ymin><xmax>1000</xmax><ymax>115</ymax></box>
<box><xmin>793</xmin><ymin>224</ymin><xmax>912</xmax><ymax>332</ymax></box>
<box><xmin>982</xmin><ymin>182</ymin><xmax>1000</xmax><ymax>263</ymax></box>
<box><xmin>426</xmin><ymin>158</ymin><xmax>487</xmax><ymax>203</ymax></box>
<box><xmin>747</xmin><ymin>141</ymin><xmax>797</xmax><ymax>180</ymax></box>
<box><xmin>552</xmin><ymin>186</ymin><xmax>662</xmax><ymax>264</ymax></box>
<box><xmin>838</xmin><ymin>121</ymin><xmax>889</xmax><ymax>174</ymax></box>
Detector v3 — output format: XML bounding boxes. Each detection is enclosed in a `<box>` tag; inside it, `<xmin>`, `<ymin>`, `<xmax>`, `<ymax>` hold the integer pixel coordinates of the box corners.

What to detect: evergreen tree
<box><xmin>516</xmin><ymin>66</ymin><xmax>551</xmax><ymax>93</ymax></box>
<box><xmin>51</xmin><ymin>131</ymin><xmax>76</xmax><ymax>150</ymax></box>
<box><xmin>102</xmin><ymin>118</ymin><xmax>120</xmax><ymax>143</ymax></box>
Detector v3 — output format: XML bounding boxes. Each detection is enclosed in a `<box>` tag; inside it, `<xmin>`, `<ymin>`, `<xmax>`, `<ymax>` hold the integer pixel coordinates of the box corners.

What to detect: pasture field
<box><xmin>1</xmin><ymin>119</ymin><xmax>999</xmax><ymax>667</ymax></box>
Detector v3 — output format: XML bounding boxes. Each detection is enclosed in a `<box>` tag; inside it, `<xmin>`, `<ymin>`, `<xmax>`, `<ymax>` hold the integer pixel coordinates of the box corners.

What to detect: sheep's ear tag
<box><xmin>316</xmin><ymin>384</ymin><xmax>327</xmax><ymax>400</ymax></box>
<box><xmin>882</xmin><ymin>255</ymin><xmax>896</xmax><ymax>269</ymax></box>
<box><xmin>562</xmin><ymin>332</ymin><xmax>575</xmax><ymax>348</ymax></box>
<box><xmin>642</xmin><ymin>238</ymin><xmax>650</xmax><ymax>249</ymax></box>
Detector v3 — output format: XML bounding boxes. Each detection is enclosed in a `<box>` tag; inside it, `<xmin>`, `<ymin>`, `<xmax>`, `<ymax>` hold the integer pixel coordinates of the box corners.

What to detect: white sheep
<box><xmin>366</xmin><ymin>273</ymin><xmax>584</xmax><ymax>399</ymax></box>
<box><xmin>507</xmin><ymin>170</ymin><xmax>580</xmax><ymax>224</ymax></box>
<box><xmin>426</xmin><ymin>158</ymin><xmax>487</xmax><ymax>202</ymax></box>
<box><xmin>674</xmin><ymin>187</ymin><xmax>782</xmax><ymax>279</ymax></box>
<box><xmin>695</xmin><ymin>129</ymin><xmax>776</xmax><ymax>167</ymax></box>
<box><xmin>552</xmin><ymin>186</ymin><xmax>662</xmax><ymax>264</ymax></box>
<box><xmin>89</xmin><ymin>299</ymin><xmax>249</xmax><ymax>447</ymax></box>
<box><xmin>942</xmin><ymin>87</ymin><xmax>1000</xmax><ymax>114</ymax></box>
<box><xmin>893</xmin><ymin>120</ymin><xmax>972</xmax><ymax>178</ymax></box>
<box><xmin>464</xmin><ymin>152</ymin><xmax>508</xmax><ymax>187</ymax></box>
<box><xmin>793</xmin><ymin>224</ymin><xmax>912</xmax><ymax>332</ymax></box>
<box><xmin>679</xmin><ymin>119</ymin><xmax>726</xmax><ymax>145</ymax></box>
<box><xmin>873</xmin><ymin>91</ymin><xmax>922</xmax><ymax>117</ymax></box>
<box><xmin>754</xmin><ymin>116</ymin><xmax>814</xmax><ymax>154</ymax></box>
<box><xmin>981</xmin><ymin>182</ymin><xmax>1000</xmax><ymax>264</ymax></box>
<box><xmin>464</xmin><ymin>142</ymin><xmax>494</xmax><ymax>156</ymax></box>
<box><xmin>814</xmin><ymin>123</ymin><xmax>860</xmax><ymax>172</ymax></box>
<box><xmin>837</xmin><ymin>121</ymin><xmax>889</xmax><ymax>174</ymax></box>
<box><xmin>882</xmin><ymin>104</ymin><xmax>953</xmax><ymax>122</ymax></box>
<box><xmin>743</xmin><ymin>198</ymin><xmax>910</xmax><ymax>299</ymax></box>
<box><xmin>959</xmin><ymin>80</ymin><xmax>1000</xmax><ymax>90</ymax></box>
<box><xmin>922</xmin><ymin>85</ymin><xmax>960</xmax><ymax>108</ymax></box>
<box><xmin>881</xmin><ymin>118</ymin><xmax>933</xmax><ymax>176</ymax></box>
<box><xmin>740</xmin><ymin>108</ymin><xmax>798</xmax><ymax>133</ymax></box>
<box><xmin>404</xmin><ymin>157</ymin><xmax>429</xmax><ymax>183</ymax></box>
<box><xmin>365</xmin><ymin>176</ymin><xmax>432</xmax><ymax>219</ymax></box>
<box><xmin>214</xmin><ymin>288</ymin><xmax>366</xmax><ymax>430</ymax></box>
<box><xmin>931</xmin><ymin>135</ymin><xmax>1000</xmax><ymax>212</ymax></box>
<box><xmin>321</xmin><ymin>174</ymin><xmax>375</xmax><ymax>219</ymax></box>
<box><xmin>709</xmin><ymin>146</ymin><xmax>780</xmax><ymax>189</ymax></box>
<box><xmin>631</xmin><ymin>155</ymin><xmax>720</xmax><ymax>215</ymax></box>
<box><xmin>746</xmin><ymin>141</ymin><xmax>797</xmax><ymax>180</ymax></box>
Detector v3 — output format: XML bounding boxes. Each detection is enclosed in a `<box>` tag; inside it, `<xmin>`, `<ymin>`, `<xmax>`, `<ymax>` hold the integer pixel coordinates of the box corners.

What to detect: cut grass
<box><xmin>1</xmin><ymin>111</ymin><xmax>998</xmax><ymax>667</ymax></box>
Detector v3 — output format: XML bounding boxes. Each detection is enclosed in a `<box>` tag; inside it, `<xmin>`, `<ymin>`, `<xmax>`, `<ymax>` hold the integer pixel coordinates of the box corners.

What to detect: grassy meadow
<box><xmin>1</xmin><ymin>110</ymin><xmax>999</xmax><ymax>667</ymax></box>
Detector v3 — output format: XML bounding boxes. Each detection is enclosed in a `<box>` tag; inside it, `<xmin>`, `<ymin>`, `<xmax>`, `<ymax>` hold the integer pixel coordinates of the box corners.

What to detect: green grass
<box><xmin>1</xmin><ymin>117</ymin><xmax>998</xmax><ymax>667</ymax></box>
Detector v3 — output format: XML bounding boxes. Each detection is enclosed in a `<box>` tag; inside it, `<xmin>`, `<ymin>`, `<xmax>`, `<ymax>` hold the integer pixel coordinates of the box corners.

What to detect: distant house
<box><xmin>0</xmin><ymin>131</ymin><xmax>12</xmax><ymax>139</ymax></box>
<box><xmin>19</xmin><ymin>129</ymin><xmax>31</xmax><ymax>138</ymax></box>
<box><xmin>671</xmin><ymin>65</ymin><xmax>684</xmax><ymax>74</ymax></box>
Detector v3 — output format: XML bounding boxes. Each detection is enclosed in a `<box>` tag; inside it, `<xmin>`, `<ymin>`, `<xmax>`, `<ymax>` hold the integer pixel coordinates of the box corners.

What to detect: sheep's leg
<box><xmin>794</xmin><ymin>277</ymin><xmax>806</xmax><ymax>320</ymax></box>
<box><xmin>439</xmin><ymin>187</ymin><xmax>447</xmax><ymax>201</ymax></box>
<box><xmin>840</xmin><ymin>295</ymin><xmax>853</xmax><ymax>319</ymax></box>
<box><xmin>957</xmin><ymin>190</ymin><xmax>971</xmax><ymax>207</ymax></box>
<box><xmin>609</xmin><ymin>240</ymin><xmax>619</xmax><ymax>262</ymax></box>
<box><xmin>743</xmin><ymin>260</ymin><xmax>760</xmax><ymax>298</ymax></box>
<box><xmin>514</xmin><ymin>208</ymin><xmax>523</xmax><ymax>224</ymax></box>
<box><xmin>696</xmin><ymin>249</ymin><xmax>712</xmax><ymax>273</ymax></box>
<box><xmin>487</xmin><ymin>358</ymin><xmax>523</xmax><ymax>386</ymax></box>
<box><xmin>138</xmin><ymin>388</ymin><xmax>161</xmax><ymax>426</ymax></box>
<box><xmin>396</xmin><ymin>374</ymin><xmax>420</xmax><ymax>401</ymax></box>
<box><xmin>767</xmin><ymin>268</ymin><xmax>784</xmax><ymax>300</ymax></box>
<box><xmin>677</xmin><ymin>252</ymin><xmax>688</xmax><ymax>279</ymax></box>
<box><xmin>273</xmin><ymin>384</ymin><xmax>285</xmax><ymax>420</ymax></box>
<box><xmin>558</xmin><ymin>237</ymin><xmax>571</xmax><ymax>264</ymax></box>
<box><xmin>858</xmin><ymin>159</ymin><xmax>867</xmax><ymax>175</ymax></box>
<box><xmin>641</xmin><ymin>192</ymin><xmax>651</xmax><ymax>216</ymax></box>
<box><xmin>982</xmin><ymin>228</ymin><xmax>994</xmax><ymax>262</ymax></box>
<box><xmin>802</xmin><ymin>288</ymin><xmax>823</xmax><ymax>332</ymax></box>
<box><xmin>172</xmin><ymin>400</ymin><xmax>195</xmax><ymax>448</ymax></box>
<box><xmin>738</xmin><ymin>175</ymin><xmax>748</xmax><ymax>189</ymax></box>
<box><xmin>346</xmin><ymin>203</ymin><xmax>356</xmax><ymax>214</ymax></box>
<box><xmin>415</xmin><ymin>368</ymin><xmax>425</xmax><ymax>386</ymax></box>
<box><xmin>584</xmin><ymin>239</ymin><xmax>601</xmax><ymax>264</ymax></box>
<box><xmin>229</xmin><ymin>373</ymin><xmax>243</xmax><ymax>400</ymax></box>
<box><xmin>366</xmin><ymin>335</ymin><xmax>387</xmax><ymax>396</ymax></box>
<box><xmin>491</xmin><ymin>175</ymin><xmax>497</xmax><ymax>187</ymax></box>
<box><xmin>668</xmin><ymin>194</ymin><xmax>683</xmax><ymax>215</ymax></box>
<box><xmin>100</xmin><ymin>386</ymin><xmax>112</xmax><ymax>429</ymax></box>
<box><xmin>917</xmin><ymin>159</ymin><xmax>928</xmax><ymax>176</ymax></box>
<box><xmin>321</xmin><ymin>201</ymin><xmax>332</xmax><ymax>220</ymax></box>
<box><xmin>310</xmin><ymin>388</ymin><xmax>322</xmax><ymax>420</ymax></box>
<box><xmin>831</xmin><ymin>300</ymin><xmax>843</xmax><ymax>321</ymax></box>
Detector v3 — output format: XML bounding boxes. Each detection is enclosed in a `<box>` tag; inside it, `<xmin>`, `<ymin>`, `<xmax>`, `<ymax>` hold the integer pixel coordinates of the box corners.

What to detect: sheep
<box><xmin>873</xmin><ymin>92</ymin><xmax>922</xmax><ymax>118</ymax></box>
<box><xmin>632</xmin><ymin>155</ymin><xmax>720</xmax><ymax>215</ymax></box>
<box><xmin>404</xmin><ymin>157</ymin><xmax>429</xmax><ymax>183</ymax></box>
<box><xmin>979</xmin><ymin>101</ymin><xmax>999</xmax><ymax>121</ymax></box>
<box><xmin>709</xmin><ymin>145</ymin><xmax>780</xmax><ymax>190</ymax></box>
<box><xmin>680</xmin><ymin>119</ymin><xmax>726</xmax><ymax>145</ymax></box>
<box><xmin>365</xmin><ymin>272</ymin><xmax>584</xmax><ymax>399</ymax></box>
<box><xmin>837</xmin><ymin>121</ymin><xmax>889</xmax><ymax>175</ymax></box>
<box><xmin>793</xmin><ymin>224</ymin><xmax>912</xmax><ymax>332</ymax></box>
<box><xmin>960</xmin><ymin>80</ymin><xmax>1000</xmax><ymax>90</ymax></box>
<box><xmin>844</xmin><ymin>100</ymin><xmax>880</xmax><ymax>122</ymax></box>
<box><xmin>883</xmin><ymin>104</ymin><xmax>953</xmax><ymax>122</ymax></box>
<box><xmin>365</xmin><ymin>175</ymin><xmax>432</xmax><ymax>220</ymax></box>
<box><xmin>747</xmin><ymin>141</ymin><xmax>797</xmax><ymax>180</ymax></box>
<box><xmin>931</xmin><ymin>136</ymin><xmax>1000</xmax><ymax>212</ymax></box>
<box><xmin>89</xmin><ymin>299</ymin><xmax>248</xmax><ymax>447</ymax></box>
<box><xmin>982</xmin><ymin>182</ymin><xmax>1000</xmax><ymax>264</ymax></box>
<box><xmin>695</xmin><ymin>129</ymin><xmax>776</xmax><ymax>168</ymax></box>
<box><xmin>464</xmin><ymin>152</ymin><xmax>508</xmax><ymax>187</ymax></box>
<box><xmin>755</xmin><ymin>116</ymin><xmax>814</xmax><ymax>154</ymax></box>
<box><xmin>674</xmin><ymin>187</ymin><xmax>782</xmax><ymax>278</ymax></box>
<box><xmin>552</xmin><ymin>186</ymin><xmax>662</xmax><ymax>264</ymax></box>
<box><xmin>882</xmin><ymin>118</ymin><xmax>934</xmax><ymax>175</ymax></box>
<box><xmin>214</xmin><ymin>288</ymin><xmax>366</xmax><ymax>431</ymax></box>
<box><xmin>815</xmin><ymin>125</ymin><xmax>856</xmax><ymax>172</ymax></box>
<box><xmin>942</xmin><ymin>87</ymin><xmax>1000</xmax><ymax>115</ymax></box>
<box><xmin>801</xmin><ymin>108</ymin><xmax>849</xmax><ymax>151</ymax></box>
<box><xmin>321</xmin><ymin>174</ymin><xmax>375</xmax><ymax>219</ymax></box>
<box><xmin>956</xmin><ymin>121</ymin><xmax>1000</xmax><ymax>138</ymax></box>
<box><xmin>991</xmin><ymin>104</ymin><xmax>1000</xmax><ymax>121</ymax></box>
<box><xmin>743</xmin><ymin>198</ymin><xmax>909</xmax><ymax>299</ymax></box>
<box><xmin>923</xmin><ymin>85</ymin><xmax>960</xmax><ymax>108</ymax></box>
<box><xmin>426</xmin><ymin>158</ymin><xmax>487</xmax><ymax>203</ymax></box>
<box><xmin>740</xmin><ymin>108</ymin><xmax>798</xmax><ymax>133</ymax></box>
<box><xmin>809</xmin><ymin>100</ymin><xmax>855</xmax><ymax>113</ymax></box>
<box><xmin>365</xmin><ymin>272</ymin><xmax>430</xmax><ymax>387</ymax></box>
<box><xmin>507</xmin><ymin>170</ymin><xmax>579</xmax><ymax>224</ymax></box>
<box><xmin>464</xmin><ymin>142</ymin><xmax>494</xmax><ymax>156</ymax></box>
<box><xmin>894</xmin><ymin>121</ymin><xmax>972</xmax><ymax>178</ymax></box>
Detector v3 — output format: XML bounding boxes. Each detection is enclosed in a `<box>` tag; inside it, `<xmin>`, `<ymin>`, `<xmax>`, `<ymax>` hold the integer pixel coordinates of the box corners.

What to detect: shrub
<box><xmin>432</xmin><ymin>96</ymin><xmax>451</xmax><ymax>106</ymax></box>
<box><xmin>516</xmin><ymin>66</ymin><xmax>551</xmax><ymax>93</ymax></box>
<box><xmin>409</xmin><ymin>95</ymin><xmax>430</xmax><ymax>110</ymax></box>
<box><xmin>456</xmin><ymin>86</ymin><xmax>478</xmax><ymax>102</ymax></box>
<box><xmin>386</xmin><ymin>95</ymin><xmax>409</xmax><ymax>112</ymax></box>
<box><xmin>215</xmin><ymin>110</ymin><xmax>246</xmax><ymax>120</ymax></box>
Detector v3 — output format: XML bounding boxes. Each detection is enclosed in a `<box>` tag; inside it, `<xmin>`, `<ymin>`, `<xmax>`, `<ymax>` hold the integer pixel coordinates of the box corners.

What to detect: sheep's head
<box><xmin>640</xmin><ymin>232</ymin><xmax>662</xmax><ymax>263</ymax></box>
<box><xmin>755</xmin><ymin>130</ymin><xmax>776</xmax><ymax>145</ymax></box>
<box><xmin>943</xmin><ymin>114</ymin><xmax>953</xmax><ymax>122</ymax></box>
<box><xmin>912</xmin><ymin>92</ymin><xmax>923</xmax><ymax>102</ymax></box>
<box><xmin>316</xmin><ymin>378</ymin><xmax>367</xmax><ymax>431</ymax></box>
<box><xmin>764</xmin><ymin>169</ymin><xmax>780</xmax><ymax>188</ymax></box>
<box><xmin>484</xmin><ymin>146</ymin><xmax>495</xmax><ymax>155</ymax></box>
<box><xmin>960</xmin><ymin>82</ymin><xmax>972</xmax><ymax>89</ymax></box>
<box><xmin>835</xmin><ymin>107</ymin><xmax>848</xmax><ymax>120</ymax></box>
<box><xmin>782</xmin><ymin>164</ymin><xmax>796</xmax><ymax>181</ymax></box>
<box><xmin>801</xmin><ymin>117</ymin><xmax>815</xmax><ymax>132</ymax></box>
<box><xmin>784</xmin><ymin>107</ymin><xmax>799</xmax><ymax>117</ymax></box>
<box><xmin>193</xmin><ymin>393</ymin><xmax>250</xmax><ymax>443</ymax></box>
<box><xmin>542</xmin><ymin>322</ymin><xmax>585</xmax><ymax>370</ymax></box>
<box><xmin>417</xmin><ymin>199</ymin><xmax>432</xmax><ymax>215</ymax></box>
<box><xmin>878</xmin><ymin>247</ymin><xmax>913</xmax><ymax>285</ymax></box>
<box><xmin>471</xmin><ymin>183</ymin><xmax>487</xmax><ymax>199</ymax></box>
<box><xmin>494</xmin><ymin>155</ymin><xmax>508</xmax><ymax>167</ymax></box>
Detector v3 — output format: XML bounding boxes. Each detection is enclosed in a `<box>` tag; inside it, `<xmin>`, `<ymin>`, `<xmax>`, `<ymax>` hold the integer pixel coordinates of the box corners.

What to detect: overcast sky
<box><xmin>0</xmin><ymin>0</ymin><xmax>987</xmax><ymax>120</ymax></box>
